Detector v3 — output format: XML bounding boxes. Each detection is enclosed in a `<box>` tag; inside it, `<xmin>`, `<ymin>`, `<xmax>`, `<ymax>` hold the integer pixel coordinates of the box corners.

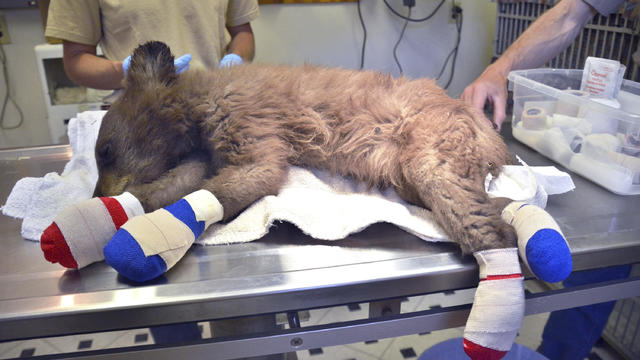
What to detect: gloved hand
<box><xmin>122</xmin><ymin>53</ymin><xmax>192</xmax><ymax>75</ymax></box>
<box><xmin>219</xmin><ymin>53</ymin><xmax>244</xmax><ymax>68</ymax></box>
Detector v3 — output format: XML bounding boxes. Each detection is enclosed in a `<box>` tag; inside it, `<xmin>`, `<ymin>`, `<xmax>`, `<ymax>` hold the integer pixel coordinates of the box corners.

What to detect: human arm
<box><xmin>224</xmin><ymin>22</ymin><xmax>255</xmax><ymax>63</ymax></box>
<box><xmin>461</xmin><ymin>0</ymin><xmax>596</xmax><ymax>129</ymax></box>
<box><xmin>46</xmin><ymin>1</ymin><xmax>121</xmax><ymax>89</ymax></box>
<box><xmin>62</xmin><ymin>41</ymin><xmax>125</xmax><ymax>90</ymax></box>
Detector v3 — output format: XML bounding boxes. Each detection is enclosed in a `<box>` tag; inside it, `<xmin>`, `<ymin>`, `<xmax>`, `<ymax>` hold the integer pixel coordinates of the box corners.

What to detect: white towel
<box><xmin>198</xmin><ymin>159</ymin><xmax>575</xmax><ymax>245</ymax></box>
<box><xmin>1</xmin><ymin>111</ymin><xmax>575</xmax><ymax>244</ymax></box>
<box><xmin>1</xmin><ymin>111</ymin><xmax>105</xmax><ymax>241</ymax></box>
<box><xmin>198</xmin><ymin>166</ymin><xmax>448</xmax><ymax>245</ymax></box>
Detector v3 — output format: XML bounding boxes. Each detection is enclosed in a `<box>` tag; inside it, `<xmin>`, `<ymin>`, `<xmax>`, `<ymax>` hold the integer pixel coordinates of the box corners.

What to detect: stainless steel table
<box><xmin>1</xmin><ymin>124</ymin><xmax>639</xmax><ymax>359</ymax></box>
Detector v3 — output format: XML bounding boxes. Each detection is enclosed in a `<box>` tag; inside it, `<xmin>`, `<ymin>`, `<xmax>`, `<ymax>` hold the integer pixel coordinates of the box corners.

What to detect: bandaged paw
<box><xmin>502</xmin><ymin>201</ymin><xmax>572</xmax><ymax>283</ymax></box>
<box><xmin>463</xmin><ymin>248</ymin><xmax>524</xmax><ymax>360</ymax></box>
<box><xmin>40</xmin><ymin>192</ymin><xmax>144</xmax><ymax>269</ymax></box>
<box><xmin>103</xmin><ymin>190</ymin><xmax>223</xmax><ymax>282</ymax></box>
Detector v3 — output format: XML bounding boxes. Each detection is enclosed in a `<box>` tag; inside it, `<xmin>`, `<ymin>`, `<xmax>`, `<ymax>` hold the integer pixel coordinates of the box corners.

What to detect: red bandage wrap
<box><xmin>41</xmin><ymin>222</ymin><xmax>78</xmax><ymax>268</ymax></box>
<box><xmin>99</xmin><ymin>197</ymin><xmax>129</xmax><ymax>228</ymax></box>
<box><xmin>463</xmin><ymin>340</ymin><xmax>508</xmax><ymax>360</ymax></box>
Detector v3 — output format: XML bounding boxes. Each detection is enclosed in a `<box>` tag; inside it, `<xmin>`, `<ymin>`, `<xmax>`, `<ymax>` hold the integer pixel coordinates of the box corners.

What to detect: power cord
<box><xmin>393</xmin><ymin>7</ymin><xmax>412</xmax><ymax>75</ymax></box>
<box><xmin>0</xmin><ymin>45</ymin><xmax>24</xmax><ymax>130</ymax></box>
<box><xmin>382</xmin><ymin>0</ymin><xmax>455</xmax><ymax>80</ymax></box>
<box><xmin>357</xmin><ymin>0</ymin><xmax>367</xmax><ymax>70</ymax></box>
<box><xmin>437</xmin><ymin>4</ymin><xmax>463</xmax><ymax>89</ymax></box>
<box><xmin>358</xmin><ymin>0</ymin><xmax>459</xmax><ymax>83</ymax></box>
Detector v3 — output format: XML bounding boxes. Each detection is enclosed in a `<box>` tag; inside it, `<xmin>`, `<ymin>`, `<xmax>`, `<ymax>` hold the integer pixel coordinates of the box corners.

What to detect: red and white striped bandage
<box><xmin>40</xmin><ymin>192</ymin><xmax>144</xmax><ymax>269</ymax></box>
<box><xmin>463</xmin><ymin>248</ymin><xmax>525</xmax><ymax>360</ymax></box>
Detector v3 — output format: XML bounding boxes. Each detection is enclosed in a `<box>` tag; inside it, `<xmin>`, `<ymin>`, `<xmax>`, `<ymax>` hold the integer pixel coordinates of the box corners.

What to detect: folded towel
<box><xmin>2</xmin><ymin>111</ymin><xmax>575</xmax><ymax>244</ymax></box>
<box><xmin>1</xmin><ymin>111</ymin><xmax>105</xmax><ymax>240</ymax></box>
<box><xmin>198</xmin><ymin>166</ymin><xmax>448</xmax><ymax>245</ymax></box>
<box><xmin>198</xmin><ymin>158</ymin><xmax>575</xmax><ymax>245</ymax></box>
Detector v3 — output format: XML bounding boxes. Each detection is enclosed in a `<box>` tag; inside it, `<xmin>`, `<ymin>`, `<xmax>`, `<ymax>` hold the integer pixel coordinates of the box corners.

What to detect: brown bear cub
<box><xmin>95</xmin><ymin>41</ymin><xmax>517</xmax><ymax>254</ymax></box>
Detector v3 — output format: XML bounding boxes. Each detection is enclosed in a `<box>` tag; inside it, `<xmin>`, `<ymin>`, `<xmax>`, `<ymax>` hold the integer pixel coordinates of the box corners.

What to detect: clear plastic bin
<box><xmin>508</xmin><ymin>69</ymin><xmax>640</xmax><ymax>195</ymax></box>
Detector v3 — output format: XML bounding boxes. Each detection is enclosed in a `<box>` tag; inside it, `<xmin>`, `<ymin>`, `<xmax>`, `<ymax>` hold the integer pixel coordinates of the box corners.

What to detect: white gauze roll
<box><xmin>582</xmin><ymin>133</ymin><xmax>621</xmax><ymax>162</ymax></box>
<box><xmin>569</xmin><ymin>154</ymin><xmax>634</xmax><ymax>194</ymax></box>
<box><xmin>512</xmin><ymin>122</ymin><xmax>545</xmax><ymax>148</ymax></box>
<box><xmin>537</xmin><ymin>127</ymin><xmax>575</xmax><ymax>168</ymax></box>
<box><xmin>578</xmin><ymin>102</ymin><xmax>619</xmax><ymax>134</ymax></box>
<box><xmin>556</xmin><ymin>89</ymin><xmax>588</xmax><ymax>117</ymax></box>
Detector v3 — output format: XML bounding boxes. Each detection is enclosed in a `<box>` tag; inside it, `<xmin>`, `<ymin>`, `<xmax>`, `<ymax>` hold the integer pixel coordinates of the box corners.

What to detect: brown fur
<box><xmin>95</xmin><ymin>41</ymin><xmax>516</xmax><ymax>253</ymax></box>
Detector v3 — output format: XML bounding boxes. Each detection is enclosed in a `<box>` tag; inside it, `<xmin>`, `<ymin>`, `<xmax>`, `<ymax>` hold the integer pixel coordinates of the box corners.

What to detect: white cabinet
<box><xmin>35</xmin><ymin>44</ymin><xmax>111</xmax><ymax>144</ymax></box>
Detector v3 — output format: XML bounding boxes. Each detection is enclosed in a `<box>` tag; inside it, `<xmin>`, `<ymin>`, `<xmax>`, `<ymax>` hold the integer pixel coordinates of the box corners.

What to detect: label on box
<box><xmin>580</xmin><ymin>57</ymin><xmax>626</xmax><ymax>98</ymax></box>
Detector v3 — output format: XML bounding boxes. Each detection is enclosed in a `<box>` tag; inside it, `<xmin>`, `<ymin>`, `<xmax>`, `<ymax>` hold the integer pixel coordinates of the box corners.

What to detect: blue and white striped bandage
<box><xmin>103</xmin><ymin>190</ymin><xmax>222</xmax><ymax>282</ymax></box>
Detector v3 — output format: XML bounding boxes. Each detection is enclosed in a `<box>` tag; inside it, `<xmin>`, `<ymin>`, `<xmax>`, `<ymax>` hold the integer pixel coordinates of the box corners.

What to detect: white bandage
<box><xmin>502</xmin><ymin>202</ymin><xmax>563</xmax><ymax>270</ymax></box>
<box><xmin>183</xmin><ymin>189</ymin><xmax>224</xmax><ymax>227</ymax></box>
<box><xmin>464</xmin><ymin>248</ymin><xmax>524</xmax><ymax>355</ymax></box>
<box><xmin>113</xmin><ymin>192</ymin><xmax>145</xmax><ymax>219</ymax></box>
<box><xmin>57</xmin><ymin>198</ymin><xmax>115</xmax><ymax>268</ymax></box>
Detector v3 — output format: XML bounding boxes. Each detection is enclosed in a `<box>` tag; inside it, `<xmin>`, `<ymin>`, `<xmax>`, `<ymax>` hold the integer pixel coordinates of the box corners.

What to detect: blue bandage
<box><xmin>502</xmin><ymin>202</ymin><xmax>573</xmax><ymax>283</ymax></box>
<box><xmin>525</xmin><ymin>228</ymin><xmax>572</xmax><ymax>282</ymax></box>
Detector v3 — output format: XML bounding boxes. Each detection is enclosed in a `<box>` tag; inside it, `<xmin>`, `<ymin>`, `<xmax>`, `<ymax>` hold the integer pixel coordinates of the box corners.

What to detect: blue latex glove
<box><xmin>173</xmin><ymin>54</ymin><xmax>192</xmax><ymax>73</ymax></box>
<box><xmin>122</xmin><ymin>53</ymin><xmax>192</xmax><ymax>75</ymax></box>
<box><xmin>219</xmin><ymin>53</ymin><xmax>244</xmax><ymax>68</ymax></box>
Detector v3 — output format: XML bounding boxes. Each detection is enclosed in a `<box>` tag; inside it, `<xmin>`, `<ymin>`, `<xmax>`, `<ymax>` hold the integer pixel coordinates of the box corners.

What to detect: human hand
<box><xmin>122</xmin><ymin>53</ymin><xmax>192</xmax><ymax>75</ymax></box>
<box><xmin>461</xmin><ymin>65</ymin><xmax>508</xmax><ymax>131</ymax></box>
<box><xmin>219</xmin><ymin>53</ymin><xmax>244</xmax><ymax>68</ymax></box>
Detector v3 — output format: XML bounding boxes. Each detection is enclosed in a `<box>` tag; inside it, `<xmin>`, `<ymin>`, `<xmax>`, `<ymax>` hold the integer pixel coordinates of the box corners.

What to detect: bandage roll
<box><xmin>570</xmin><ymin>154</ymin><xmax>634</xmax><ymax>194</ymax></box>
<box><xmin>582</xmin><ymin>133</ymin><xmax>621</xmax><ymax>162</ymax></box>
<box><xmin>609</xmin><ymin>150</ymin><xmax>640</xmax><ymax>170</ymax></box>
<box><xmin>512</xmin><ymin>122</ymin><xmax>545</xmax><ymax>148</ymax></box>
<box><xmin>622</xmin><ymin>130</ymin><xmax>640</xmax><ymax>157</ymax></box>
<box><xmin>522</xmin><ymin>107</ymin><xmax>548</xmax><ymax>130</ymax></box>
<box><xmin>578</xmin><ymin>103</ymin><xmax>618</xmax><ymax>134</ymax></box>
<box><xmin>560</xmin><ymin>128</ymin><xmax>584</xmax><ymax>153</ymax></box>
<box><xmin>617</xmin><ymin>90</ymin><xmax>640</xmax><ymax>115</ymax></box>
<box><xmin>551</xmin><ymin>113</ymin><xmax>580</xmax><ymax>128</ymax></box>
<box><xmin>537</xmin><ymin>128</ymin><xmax>574</xmax><ymax>168</ymax></box>
<box><xmin>556</xmin><ymin>89</ymin><xmax>588</xmax><ymax>117</ymax></box>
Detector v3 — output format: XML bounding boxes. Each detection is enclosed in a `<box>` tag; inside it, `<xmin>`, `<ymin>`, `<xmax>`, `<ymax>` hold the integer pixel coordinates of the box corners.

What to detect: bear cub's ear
<box><xmin>127</xmin><ymin>41</ymin><xmax>177</xmax><ymax>87</ymax></box>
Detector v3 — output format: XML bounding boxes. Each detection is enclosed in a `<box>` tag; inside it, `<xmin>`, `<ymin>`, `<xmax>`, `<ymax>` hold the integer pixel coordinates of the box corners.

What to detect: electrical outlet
<box><xmin>0</xmin><ymin>13</ymin><xmax>10</xmax><ymax>45</ymax></box>
<box><xmin>449</xmin><ymin>1</ymin><xmax>462</xmax><ymax>23</ymax></box>
<box><xmin>403</xmin><ymin>0</ymin><xmax>415</xmax><ymax>7</ymax></box>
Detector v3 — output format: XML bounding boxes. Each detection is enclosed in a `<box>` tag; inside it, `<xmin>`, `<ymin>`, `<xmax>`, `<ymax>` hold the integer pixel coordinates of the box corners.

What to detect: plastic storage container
<box><xmin>508</xmin><ymin>69</ymin><xmax>640</xmax><ymax>195</ymax></box>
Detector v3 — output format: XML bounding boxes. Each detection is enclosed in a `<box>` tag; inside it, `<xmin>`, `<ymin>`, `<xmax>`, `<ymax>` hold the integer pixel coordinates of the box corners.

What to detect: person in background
<box><xmin>462</xmin><ymin>0</ymin><xmax>624</xmax><ymax>131</ymax></box>
<box><xmin>463</xmin><ymin>1</ymin><xmax>631</xmax><ymax>359</ymax></box>
<box><xmin>44</xmin><ymin>0</ymin><xmax>258</xmax><ymax>90</ymax></box>
<box><xmin>44</xmin><ymin>0</ymin><xmax>260</xmax><ymax>348</ymax></box>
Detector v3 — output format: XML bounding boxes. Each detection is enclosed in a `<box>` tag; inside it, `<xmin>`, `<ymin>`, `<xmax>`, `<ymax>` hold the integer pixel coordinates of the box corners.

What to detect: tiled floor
<box><xmin>292</xmin><ymin>286</ymin><xmax>532</xmax><ymax>360</ymax></box>
<box><xmin>0</xmin><ymin>281</ymin><xmax>627</xmax><ymax>359</ymax></box>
